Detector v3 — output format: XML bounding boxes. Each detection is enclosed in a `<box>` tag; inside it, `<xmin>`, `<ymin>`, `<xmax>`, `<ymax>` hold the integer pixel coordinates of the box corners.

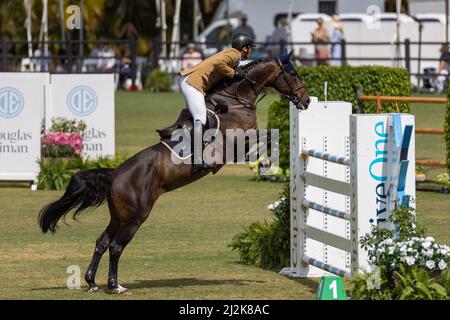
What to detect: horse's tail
<box><xmin>38</xmin><ymin>168</ymin><xmax>114</xmax><ymax>234</ymax></box>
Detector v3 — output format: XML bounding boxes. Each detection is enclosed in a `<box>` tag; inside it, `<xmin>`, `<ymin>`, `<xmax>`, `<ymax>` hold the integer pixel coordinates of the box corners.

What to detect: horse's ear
<box><xmin>280</xmin><ymin>50</ymin><xmax>293</xmax><ymax>65</ymax></box>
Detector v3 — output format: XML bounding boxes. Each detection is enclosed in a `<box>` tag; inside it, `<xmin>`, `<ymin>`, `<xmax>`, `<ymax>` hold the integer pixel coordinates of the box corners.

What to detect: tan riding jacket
<box><xmin>179</xmin><ymin>48</ymin><xmax>241</xmax><ymax>95</ymax></box>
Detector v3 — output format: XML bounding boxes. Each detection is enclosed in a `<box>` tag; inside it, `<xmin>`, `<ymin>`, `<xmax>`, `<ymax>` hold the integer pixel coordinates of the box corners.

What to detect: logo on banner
<box><xmin>0</xmin><ymin>87</ymin><xmax>24</xmax><ymax>118</ymax></box>
<box><xmin>67</xmin><ymin>85</ymin><xmax>98</xmax><ymax>116</ymax></box>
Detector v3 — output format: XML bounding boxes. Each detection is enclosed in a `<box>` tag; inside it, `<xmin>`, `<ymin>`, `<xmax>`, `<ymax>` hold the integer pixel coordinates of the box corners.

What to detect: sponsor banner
<box><xmin>351</xmin><ymin>113</ymin><xmax>416</xmax><ymax>226</ymax></box>
<box><xmin>0</xmin><ymin>74</ymin><xmax>46</xmax><ymax>181</ymax></box>
<box><xmin>351</xmin><ymin>113</ymin><xmax>415</xmax><ymax>272</ymax></box>
<box><xmin>49</xmin><ymin>74</ymin><xmax>115</xmax><ymax>159</ymax></box>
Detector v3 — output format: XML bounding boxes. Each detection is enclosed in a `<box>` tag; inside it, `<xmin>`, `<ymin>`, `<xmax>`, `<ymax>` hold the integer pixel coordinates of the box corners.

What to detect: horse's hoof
<box><xmin>109</xmin><ymin>284</ymin><xmax>130</xmax><ymax>295</ymax></box>
<box><xmin>87</xmin><ymin>286</ymin><xmax>99</xmax><ymax>293</ymax></box>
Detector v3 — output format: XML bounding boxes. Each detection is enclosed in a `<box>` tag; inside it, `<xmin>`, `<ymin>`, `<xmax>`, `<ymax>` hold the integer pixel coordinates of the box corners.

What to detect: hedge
<box><xmin>268</xmin><ymin>66</ymin><xmax>412</xmax><ymax>172</ymax></box>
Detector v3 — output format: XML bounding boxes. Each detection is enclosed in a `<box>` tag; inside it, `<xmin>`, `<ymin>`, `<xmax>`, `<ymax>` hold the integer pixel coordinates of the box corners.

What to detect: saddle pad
<box><xmin>161</xmin><ymin>109</ymin><xmax>220</xmax><ymax>161</ymax></box>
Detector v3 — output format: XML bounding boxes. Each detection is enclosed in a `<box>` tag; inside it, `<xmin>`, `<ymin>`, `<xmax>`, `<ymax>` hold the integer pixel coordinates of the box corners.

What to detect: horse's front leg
<box><xmin>107</xmin><ymin>219</ymin><xmax>143</xmax><ymax>294</ymax></box>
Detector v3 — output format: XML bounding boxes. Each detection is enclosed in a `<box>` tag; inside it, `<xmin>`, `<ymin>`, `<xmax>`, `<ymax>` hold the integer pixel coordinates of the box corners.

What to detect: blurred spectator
<box><xmin>97</xmin><ymin>43</ymin><xmax>116</xmax><ymax>72</ymax></box>
<box><xmin>437</xmin><ymin>44</ymin><xmax>450</xmax><ymax>93</ymax></box>
<box><xmin>267</xmin><ymin>18</ymin><xmax>291</xmax><ymax>57</ymax></box>
<box><xmin>33</xmin><ymin>44</ymin><xmax>51</xmax><ymax>72</ymax></box>
<box><xmin>119</xmin><ymin>47</ymin><xmax>132</xmax><ymax>88</ymax></box>
<box><xmin>90</xmin><ymin>42</ymin><xmax>102</xmax><ymax>59</ymax></box>
<box><xmin>180</xmin><ymin>43</ymin><xmax>202</xmax><ymax>71</ymax></box>
<box><xmin>55</xmin><ymin>47</ymin><xmax>67</xmax><ymax>72</ymax></box>
<box><xmin>231</xmin><ymin>14</ymin><xmax>256</xmax><ymax>41</ymax></box>
<box><xmin>311</xmin><ymin>17</ymin><xmax>330</xmax><ymax>66</ymax></box>
<box><xmin>330</xmin><ymin>15</ymin><xmax>344</xmax><ymax>66</ymax></box>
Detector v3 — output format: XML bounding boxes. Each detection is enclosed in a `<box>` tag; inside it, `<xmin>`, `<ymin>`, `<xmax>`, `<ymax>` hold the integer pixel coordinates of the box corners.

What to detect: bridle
<box><xmin>216</xmin><ymin>58</ymin><xmax>307</xmax><ymax>110</ymax></box>
<box><xmin>269</xmin><ymin>59</ymin><xmax>307</xmax><ymax>109</ymax></box>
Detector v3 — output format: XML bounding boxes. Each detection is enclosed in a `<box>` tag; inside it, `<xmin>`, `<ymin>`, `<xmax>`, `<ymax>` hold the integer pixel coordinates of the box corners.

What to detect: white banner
<box><xmin>49</xmin><ymin>74</ymin><xmax>115</xmax><ymax>159</ymax></box>
<box><xmin>0</xmin><ymin>73</ymin><xmax>46</xmax><ymax>182</ymax></box>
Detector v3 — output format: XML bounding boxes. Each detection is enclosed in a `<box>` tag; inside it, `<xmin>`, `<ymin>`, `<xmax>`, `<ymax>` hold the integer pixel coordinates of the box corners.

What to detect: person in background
<box><xmin>180</xmin><ymin>43</ymin><xmax>203</xmax><ymax>71</ymax></box>
<box><xmin>55</xmin><ymin>47</ymin><xmax>67</xmax><ymax>72</ymax></box>
<box><xmin>90</xmin><ymin>41</ymin><xmax>102</xmax><ymax>60</ymax></box>
<box><xmin>330</xmin><ymin>15</ymin><xmax>344</xmax><ymax>66</ymax></box>
<box><xmin>437</xmin><ymin>44</ymin><xmax>450</xmax><ymax>93</ymax></box>
<box><xmin>231</xmin><ymin>14</ymin><xmax>256</xmax><ymax>42</ymax></box>
<box><xmin>33</xmin><ymin>44</ymin><xmax>51</xmax><ymax>72</ymax></box>
<box><xmin>97</xmin><ymin>43</ymin><xmax>116</xmax><ymax>72</ymax></box>
<box><xmin>267</xmin><ymin>18</ymin><xmax>291</xmax><ymax>57</ymax></box>
<box><xmin>119</xmin><ymin>46</ymin><xmax>132</xmax><ymax>88</ymax></box>
<box><xmin>311</xmin><ymin>17</ymin><xmax>330</xmax><ymax>66</ymax></box>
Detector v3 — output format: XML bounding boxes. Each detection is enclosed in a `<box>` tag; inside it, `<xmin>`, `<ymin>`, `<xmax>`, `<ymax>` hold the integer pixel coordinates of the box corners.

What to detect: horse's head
<box><xmin>269</xmin><ymin>51</ymin><xmax>310</xmax><ymax>110</ymax></box>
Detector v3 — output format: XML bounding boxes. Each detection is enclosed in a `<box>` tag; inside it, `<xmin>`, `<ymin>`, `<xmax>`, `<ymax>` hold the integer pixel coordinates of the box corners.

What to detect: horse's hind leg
<box><xmin>85</xmin><ymin>199</ymin><xmax>120</xmax><ymax>292</ymax></box>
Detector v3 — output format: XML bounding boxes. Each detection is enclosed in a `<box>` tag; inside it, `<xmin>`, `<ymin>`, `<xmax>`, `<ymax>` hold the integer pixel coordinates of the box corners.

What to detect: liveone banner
<box><xmin>48</xmin><ymin>74</ymin><xmax>115</xmax><ymax>159</ymax></box>
<box><xmin>0</xmin><ymin>73</ymin><xmax>47</xmax><ymax>182</ymax></box>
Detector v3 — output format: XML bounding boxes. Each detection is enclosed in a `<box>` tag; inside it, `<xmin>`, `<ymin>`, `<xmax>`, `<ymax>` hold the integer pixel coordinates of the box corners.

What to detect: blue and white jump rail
<box><xmin>280</xmin><ymin>99</ymin><xmax>416</xmax><ymax>278</ymax></box>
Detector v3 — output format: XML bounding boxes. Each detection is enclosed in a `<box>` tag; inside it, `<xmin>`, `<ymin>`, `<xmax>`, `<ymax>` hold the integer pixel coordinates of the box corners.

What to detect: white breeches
<box><xmin>179</xmin><ymin>75</ymin><xmax>207</xmax><ymax>125</ymax></box>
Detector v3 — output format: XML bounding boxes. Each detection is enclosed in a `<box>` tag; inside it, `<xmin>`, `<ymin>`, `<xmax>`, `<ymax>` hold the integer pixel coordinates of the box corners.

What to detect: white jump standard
<box><xmin>281</xmin><ymin>100</ymin><xmax>415</xmax><ymax>278</ymax></box>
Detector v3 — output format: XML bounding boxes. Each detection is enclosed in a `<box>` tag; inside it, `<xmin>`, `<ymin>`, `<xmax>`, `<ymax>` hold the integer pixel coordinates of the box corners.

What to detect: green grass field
<box><xmin>0</xmin><ymin>91</ymin><xmax>449</xmax><ymax>300</ymax></box>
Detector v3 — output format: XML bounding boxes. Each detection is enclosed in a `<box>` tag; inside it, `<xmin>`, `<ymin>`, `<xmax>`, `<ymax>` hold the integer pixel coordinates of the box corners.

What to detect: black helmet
<box><xmin>231</xmin><ymin>33</ymin><xmax>255</xmax><ymax>51</ymax></box>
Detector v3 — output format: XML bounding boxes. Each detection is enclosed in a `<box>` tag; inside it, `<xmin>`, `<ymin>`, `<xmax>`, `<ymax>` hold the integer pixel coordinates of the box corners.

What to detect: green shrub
<box><xmin>37</xmin><ymin>154</ymin><xmax>128</xmax><ymax>191</ymax></box>
<box><xmin>351</xmin><ymin>266</ymin><xmax>449</xmax><ymax>300</ymax></box>
<box><xmin>37</xmin><ymin>158</ymin><xmax>79</xmax><ymax>191</ymax></box>
<box><xmin>229</xmin><ymin>184</ymin><xmax>290</xmax><ymax>269</ymax></box>
<box><xmin>268</xmin><ymin>66</ymin><xmax>412</xmax><ymax>172</ymax></box>
<box><xmin>145</xmin><ymin>69</ymin><xmax>172</xmax><ymax>92</ymax></box>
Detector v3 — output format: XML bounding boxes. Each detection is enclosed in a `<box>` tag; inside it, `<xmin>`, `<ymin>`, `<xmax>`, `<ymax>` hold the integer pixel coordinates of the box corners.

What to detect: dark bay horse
<box><xmin>38</xmin><ymin>55</ymin><xmax>310</xmax><ymax>294</ymax></box>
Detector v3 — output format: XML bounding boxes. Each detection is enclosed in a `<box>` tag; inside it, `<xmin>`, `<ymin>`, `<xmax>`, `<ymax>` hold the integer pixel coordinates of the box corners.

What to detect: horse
<box><xmin>38</xmin><ymin>54</ymin><xmax>310</xmax><ymax>294</ymax></box>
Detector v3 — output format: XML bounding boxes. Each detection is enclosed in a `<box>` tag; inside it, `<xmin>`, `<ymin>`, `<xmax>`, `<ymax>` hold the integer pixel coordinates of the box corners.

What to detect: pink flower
<box><xmin>42</xmin><ymin>131</ymin><xmax>84</xmax><ymax>156</ymax></box>
<box><xmin>59</xmin><ymin>133</ymin><xmax>69</xmax><ymax>145</ymax></box>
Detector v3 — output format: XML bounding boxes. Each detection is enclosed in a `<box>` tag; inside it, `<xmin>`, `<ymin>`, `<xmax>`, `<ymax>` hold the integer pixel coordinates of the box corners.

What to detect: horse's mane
<box><xmin>239</xmin><ymin>58</ymin><xmax>273</xmax><ymax>71</ymax></box>
<box><xmin>208</xmin><ymin>59</ymin><xmax>274</xmax><ymax>94</ymax></box>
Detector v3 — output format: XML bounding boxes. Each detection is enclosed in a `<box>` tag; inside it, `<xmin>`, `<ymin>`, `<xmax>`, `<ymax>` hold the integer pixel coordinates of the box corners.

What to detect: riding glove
<box><xmin>234</xmin><ymin>68</ymin><xmax>246</xmax><ymax>79</ymax></box>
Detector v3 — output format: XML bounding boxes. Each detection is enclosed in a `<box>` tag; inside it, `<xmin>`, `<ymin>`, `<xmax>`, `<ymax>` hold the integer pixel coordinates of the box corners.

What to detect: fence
<box><xmin>0</xmin><ymin>38</ymin><xmax>139</xmax><ymax>90</ymax></box>
<box><xmin>1</xmin><ymin>38</ymin><xmax>449</xmax><ymax>90</ymax></box>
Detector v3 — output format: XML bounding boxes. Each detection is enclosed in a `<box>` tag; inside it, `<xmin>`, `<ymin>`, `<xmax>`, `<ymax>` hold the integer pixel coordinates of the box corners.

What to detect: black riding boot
<box><xmin>192</xmin><ymin>119</ymin><xmax>215</xmax><ymax>172</ymax></box>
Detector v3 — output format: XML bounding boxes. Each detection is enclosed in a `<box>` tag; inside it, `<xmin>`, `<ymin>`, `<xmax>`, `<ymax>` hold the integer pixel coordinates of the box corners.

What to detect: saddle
<box><xmin>156</xmin><ymin>97</ymin><xmax>227</xmax><ymax>162</ymax></box>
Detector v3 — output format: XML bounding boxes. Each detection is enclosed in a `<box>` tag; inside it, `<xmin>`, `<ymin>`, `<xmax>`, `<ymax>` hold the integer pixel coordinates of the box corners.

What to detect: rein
<box><xmin>212</xmin><ymin>59</ymin><xmax>302</xmax><ymax>109</ymax></box>
<box><xmin>213</xmin><ymin>81</ymin><xmax>257</xmax><ymax>109</ymax></box>
<box><xmin>272</xmin><ymin>59</ymin><xmax>305</xmax><ymax>105</ymax></box>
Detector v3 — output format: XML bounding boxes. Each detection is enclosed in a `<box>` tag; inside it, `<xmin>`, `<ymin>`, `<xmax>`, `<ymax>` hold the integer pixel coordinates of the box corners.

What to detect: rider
<box><xmin>178</xmin><ymin>33</ymin><xmax>255</xmax><ymax>171</ymax></box>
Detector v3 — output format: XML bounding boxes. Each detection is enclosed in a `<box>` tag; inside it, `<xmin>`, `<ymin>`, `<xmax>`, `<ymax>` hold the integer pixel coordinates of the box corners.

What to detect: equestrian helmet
<box><xmin>231</xmin><ymin>33</ymin><xmax>255</xmax><ymax>51</ymax></box>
